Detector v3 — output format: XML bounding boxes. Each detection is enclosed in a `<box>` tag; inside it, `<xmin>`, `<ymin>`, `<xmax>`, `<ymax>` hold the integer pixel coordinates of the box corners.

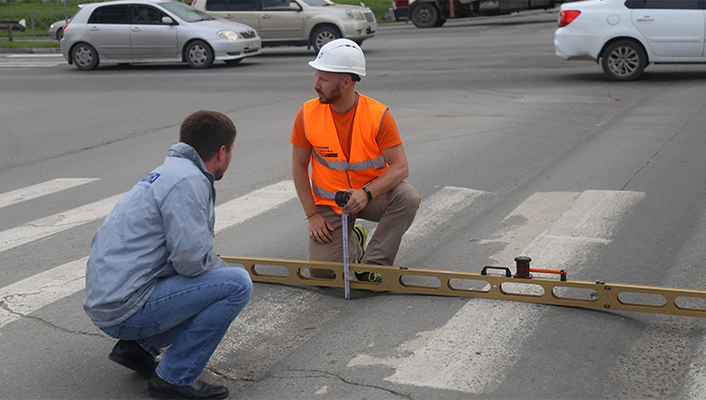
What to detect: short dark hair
<box><xmin>179</xmin><ymin>110</ymin><xmax>236</xmax><ymax>161</ymax></box>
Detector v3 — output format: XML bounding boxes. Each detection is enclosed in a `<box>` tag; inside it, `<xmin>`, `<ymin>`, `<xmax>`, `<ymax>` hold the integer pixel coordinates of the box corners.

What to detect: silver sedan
<box><xmin>60</xmin><ymin>0</ymin><xmax>262</xmax><ymax>70</ymax></box>
<box><xmin>48</xmin><ymin>19</ymin><xmax>68</xmax><ymax>41</ymax></box>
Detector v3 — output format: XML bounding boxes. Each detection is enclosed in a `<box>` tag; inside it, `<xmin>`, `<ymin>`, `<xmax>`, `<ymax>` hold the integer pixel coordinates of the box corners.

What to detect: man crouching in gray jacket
<box><xmin>84</xmin><ymin>110</ymin><xmax>252</xmax><ymax>400</ymax></box>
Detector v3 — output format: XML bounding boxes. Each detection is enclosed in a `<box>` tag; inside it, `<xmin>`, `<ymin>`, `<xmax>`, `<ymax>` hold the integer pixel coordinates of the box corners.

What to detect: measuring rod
<box><xmin>335</xmin><ymin>191</ymin><xmax>352</xmax><ymax>300</ymax></box>
<box><xmin>220</xmin><ymin>255</ymin><xmax>706</xmax><ymax>318</ymax></box>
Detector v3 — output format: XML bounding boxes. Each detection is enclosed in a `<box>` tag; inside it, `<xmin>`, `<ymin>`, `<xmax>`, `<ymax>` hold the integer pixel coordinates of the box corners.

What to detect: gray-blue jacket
<box><xmin>84</xmin><ymin>143</ymin><xmax>226</xmax><ymax>327</ymax></box>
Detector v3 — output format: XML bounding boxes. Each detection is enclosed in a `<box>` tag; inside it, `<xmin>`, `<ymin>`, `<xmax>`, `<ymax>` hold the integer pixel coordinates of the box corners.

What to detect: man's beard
<box><xmin>317</xmin><ymin>84</ymin><xmax>343</xmax><ymax>104</ymax></box>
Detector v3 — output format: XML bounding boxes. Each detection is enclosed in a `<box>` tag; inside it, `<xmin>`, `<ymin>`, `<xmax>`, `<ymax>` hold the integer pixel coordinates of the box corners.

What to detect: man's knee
<box><xmin>395</xmin><ymin>182</ymin><xmax>421</xmax><ymax>213</ymax></box>
<box><xmin>211</xmin><ymin>267</ymin><xmax>253</xmax><ymax>302</ymax></box>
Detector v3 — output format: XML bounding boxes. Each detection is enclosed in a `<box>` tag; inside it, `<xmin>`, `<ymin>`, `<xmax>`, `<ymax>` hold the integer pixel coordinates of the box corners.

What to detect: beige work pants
<box><xmin>308</xmin><ymin>181</ymin><xmax>420</xmax><ymax>278</ymax></box>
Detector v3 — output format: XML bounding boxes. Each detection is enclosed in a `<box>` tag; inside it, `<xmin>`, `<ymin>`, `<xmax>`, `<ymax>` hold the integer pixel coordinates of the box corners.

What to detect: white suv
<box><xmin>191</xmin><ymin>0</ymin><xmax>376</xmax><ymax>53</ymax></box>
<box><xmin>555</xmin><ymin>0</ymin><xmax>706</xmax><ymax>81</ymax></box>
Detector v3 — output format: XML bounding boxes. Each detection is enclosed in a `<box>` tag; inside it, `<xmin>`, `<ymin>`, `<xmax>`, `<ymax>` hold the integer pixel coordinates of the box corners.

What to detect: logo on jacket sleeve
<box><xmin>137</xmin><ymin>172</ymin><xmax>161</xmax><ymax>188</ymax></box>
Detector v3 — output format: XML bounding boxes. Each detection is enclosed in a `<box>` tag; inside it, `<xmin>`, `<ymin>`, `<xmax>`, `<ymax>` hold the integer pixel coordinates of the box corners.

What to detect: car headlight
<box><xmin>218</xmin><ymin>30</ymin><xmax>240</xmax><ymax>40</ymax></box>
<box><xmin>345</xmin><ymin>10</ymin><xmax>365</xmax><ymax>20</ymax></box>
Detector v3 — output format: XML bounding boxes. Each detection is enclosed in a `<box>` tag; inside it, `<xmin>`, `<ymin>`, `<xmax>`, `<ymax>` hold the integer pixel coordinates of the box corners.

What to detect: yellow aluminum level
<box><xmin>220</xmin><ymin>255</ymin><xmax>706</xmax><ymax>318</ymax></box>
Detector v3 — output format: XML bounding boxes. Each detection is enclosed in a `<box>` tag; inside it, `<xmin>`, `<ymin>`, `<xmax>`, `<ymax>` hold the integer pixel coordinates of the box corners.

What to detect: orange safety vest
<box><xmin>303</xmin><ymin>94</ymin><xmax>388</xmax><ymax>213</ymax></box>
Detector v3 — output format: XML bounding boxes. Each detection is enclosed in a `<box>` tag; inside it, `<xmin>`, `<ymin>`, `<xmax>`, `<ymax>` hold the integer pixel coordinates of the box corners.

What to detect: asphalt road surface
<box><xmin>3</xmin><ymin>10</ymin><xmax>706</xmax><ymax>400</ymax></box>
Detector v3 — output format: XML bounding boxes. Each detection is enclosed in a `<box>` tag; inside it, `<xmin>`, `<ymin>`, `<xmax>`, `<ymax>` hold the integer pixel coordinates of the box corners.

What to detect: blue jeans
<box><xmin>101</xmin><ymin>267</ymin><xmax>252</xmax><ymax>386</ymax></box>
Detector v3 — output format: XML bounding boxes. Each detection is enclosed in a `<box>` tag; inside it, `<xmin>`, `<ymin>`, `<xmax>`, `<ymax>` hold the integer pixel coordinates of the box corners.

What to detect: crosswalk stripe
<box><xmin>0</xmin><ymin>63</ymin><xmax>63</xmax><ymax>68</ymax></box>
<box><xmin>0</xmin><ymin>178</ymin><xmax>99</xmax><ymax>209</ymax></box>
<box><xmin>383</xmin><ymin>190</ymin><xmax>645</xmax><ymax>393</ymax></box>
<box><xmin>0</xmin><ymin>257</ymin><xmax>88</xmax><ymax>329</ymax></box>
<box><xmin>214</xmin><ymin>180</ymin><xmax>296</xmax><ymax>232</ymax></box>
<box><xmin>213</xmin><ymin>185</ymin><xmax>492</xmax><ymax>362</ymax></box>
<box><xmin>405</xmin><ymin>186</ymin><xmax>490</xmax><ymax>240</ymax></box>
<box><xmin>364</xmin><ymin>186</ymin><xmax>491</xmax><ymax>246</ymax></box>
<box><xmin>0</xmin><ymin>193</ymin><xmax>124</xmax><ymax>254</ymax></box>
<box><xmin>7</xmin><ymin>55</ymin><xmax>64</xmax><ymax>58</ymax></box>
<box><xmin>0</xmin><ymin>180</ymin><xmax>297</xmax><ymax>330</ymax></box>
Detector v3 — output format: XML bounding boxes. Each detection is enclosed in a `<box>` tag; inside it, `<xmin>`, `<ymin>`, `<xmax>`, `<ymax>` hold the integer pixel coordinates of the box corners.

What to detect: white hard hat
<box><xmin>308</xmin><ymin>39</ymin><xmax>366</xmax><ymax>77</ymax></box>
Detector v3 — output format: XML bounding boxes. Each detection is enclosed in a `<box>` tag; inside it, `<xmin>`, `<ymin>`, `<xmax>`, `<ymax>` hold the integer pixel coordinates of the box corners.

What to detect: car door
<box><xmin>219</xmin><ymin>0</ymin><xmax>261</xmax><ymax>31</ymax></box>
<box><xmin>129</xmin><ymin>5</ymin><xmax>179</xmax><ymax>60</ymax></box>
<box><xmin>629</xmin><ymin>0</ymin><xmax>704</xmax><ymax>58</ymax></box>
<box><xmin>86</xmin><ymin>4</ymin><xmax>131</xmax><ymax>59</ymax></box>
<box><xmin>259</xmin><ymin>0</ymin><xmax>304</xmax><ymax>40</ymax></box>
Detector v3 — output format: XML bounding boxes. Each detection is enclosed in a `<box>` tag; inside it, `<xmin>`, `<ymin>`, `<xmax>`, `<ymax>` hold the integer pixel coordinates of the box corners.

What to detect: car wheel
<box><xmin>601</xmin><ymin>40</ymin><xmax>647</xmax><ymax>82</ymax></box>
<box><xmin>55</xmin><ymin>28</ymin><xmax>63</xmax><ymax>41</ymax></box>
<box><xmin>71</xmin><ymin>43</ymin><xmax>99</xmax><ymax>70</ymax></box>
<box><xmin>312</xmin><ymin>26</ymin><xmax>340</xmax><ymax>53</ymax></box>
<box><xmin>411</xmin><ymin>3</ymin><xmax>440</xmax><ymax>28</ymax></box>
<box><xmin>185</xmin><ymin>40</ymin><xmax>214</xmax><ymax>69</ymax></box>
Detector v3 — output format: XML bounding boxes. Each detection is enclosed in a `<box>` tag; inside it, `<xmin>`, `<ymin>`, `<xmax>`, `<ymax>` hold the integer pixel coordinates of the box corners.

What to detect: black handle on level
<box><xmin>335</xmin><ymin>191</ymin><xmax>350</xmax><ymax>207</ymax></box>
<box><xmin>481</xmin><ymin>266</ymin><xmax>512</xmax><ymax>277</ymax></box>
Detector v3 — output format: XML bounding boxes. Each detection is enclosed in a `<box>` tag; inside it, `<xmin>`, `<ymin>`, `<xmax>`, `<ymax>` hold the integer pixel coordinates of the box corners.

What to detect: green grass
<box><xmin>0</xmin><ymin>39</ymin><xmax>60</xmax><ymax>48</ymax></box>
<box><xmin>0</xmin><ymin>0</ymin><xmax>93</xmax><ymax>12</ymax></box>
<box><xmin>0</xmin><ymin>0</ymin><xmax>106</xmax><ymax>39</ymax></box>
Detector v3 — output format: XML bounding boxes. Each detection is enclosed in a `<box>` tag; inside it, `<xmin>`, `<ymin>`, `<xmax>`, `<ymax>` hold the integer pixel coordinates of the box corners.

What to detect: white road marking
<box><xmin>212</xmin><ymin>185</ymin><xmax>491</xmax><ymax>374</ymax></box>
<box><xmin>214</xmin><ymin>180</ymin><xmax>296</xmax><ymax>232</ymax></box>
<box><xmin>0</xmin><ymin>178</ymin><xmax>99</xmax><ymax>209</ymax></box>
<box><xmin>0</xmin><ymin>63</ymin><xmax>63</xmax><ymax>68</ymax></box>
<box><xmin>0</xmin><ymin>193</ymin><xmax>125</xmax><ymax>254</ymax></box>
<box><xmin>365</xmin><ymin>186</ymin><xmax>491</xmax><ymax>243</ymax></box>
<box><xmin>683</xmin><ymin>340</ymin><xmax>706</xmax><ymax>399</ymax></box>
<box><xmin>405</xmin><ymin>186</ymin><xmax>490</xmax><ymax>240</ymax></box>
<box><xmin>0</xmin><ymin>257</ymin><xmax>88</xmax><ymax>329</ymax></box>
<box><xmin>6</xmin><ymin>54</ymin><xmax>63</xmax><ymax>58</ymax></box>
<box><xmin>0</xmin><ymin>180</ymin><xmax>297</xmax><ymax>329</ymax></box>
<box><xmin>480</xmin><ymin>191</ymin><xmax>580</xmax><ymax>265</ymax></box>
<box><xmin>383</xmin><ymin>190</ymin><xmax>645</xmax><ymax>394</ymax></box>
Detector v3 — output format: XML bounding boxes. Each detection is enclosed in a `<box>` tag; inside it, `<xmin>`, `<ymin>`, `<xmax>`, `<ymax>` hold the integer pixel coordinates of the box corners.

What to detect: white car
<box><xmin>60</xmin><ymin>0</ymin><xmax>262</xmax><ymax>70</ymax></box>
<box><xmin>554</xmin><ymin>0</ymin><xmax>706</xmax><ymax>81</ymax></box>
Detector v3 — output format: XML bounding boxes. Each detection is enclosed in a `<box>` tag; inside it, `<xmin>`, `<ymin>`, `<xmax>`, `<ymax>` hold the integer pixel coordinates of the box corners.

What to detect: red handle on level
<box><xmin>529</xmin><ymin>268</ymin><xmax>567</xmax><ymax>276</ymax></box>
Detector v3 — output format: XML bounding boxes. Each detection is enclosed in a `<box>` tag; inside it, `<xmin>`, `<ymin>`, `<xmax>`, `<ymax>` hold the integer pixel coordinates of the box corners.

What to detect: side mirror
<box><xmin>161</xmin><ymin>16</ymin><xmax>175</xmax><ymax>24</ymax></box>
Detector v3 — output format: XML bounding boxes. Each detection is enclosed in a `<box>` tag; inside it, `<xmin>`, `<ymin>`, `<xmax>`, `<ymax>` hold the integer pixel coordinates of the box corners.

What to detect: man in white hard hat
<box><xmin>291</xmin><ymin>38</ymin><xmax>420</xmax><ymax>281</ymax></box>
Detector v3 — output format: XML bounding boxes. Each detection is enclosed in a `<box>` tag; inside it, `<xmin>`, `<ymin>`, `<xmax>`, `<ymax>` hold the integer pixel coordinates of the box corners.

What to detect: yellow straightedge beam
<box><xmin>220</xmin><ymin>255</ymin><xmax>706</xmax><ymax>318</ymax></box>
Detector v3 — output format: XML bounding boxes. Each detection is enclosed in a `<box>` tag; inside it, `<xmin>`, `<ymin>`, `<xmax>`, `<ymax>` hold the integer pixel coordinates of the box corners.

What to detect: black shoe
<box><xmin>148</xmin><ymin>374</ymin><xmax>229</xmax><ymax>400</ymax></box>
<box><xmin>108</xmin><ymin>340</ymin><xmax>157</xmax><ymax>377</ymax></box>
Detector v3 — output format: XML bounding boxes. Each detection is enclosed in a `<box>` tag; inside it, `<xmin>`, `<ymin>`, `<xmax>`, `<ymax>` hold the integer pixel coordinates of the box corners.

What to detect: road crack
<box><xmin>270</xmin><ymin>368</ymin><xmax>413</xmax><ymax>399</ymax></box>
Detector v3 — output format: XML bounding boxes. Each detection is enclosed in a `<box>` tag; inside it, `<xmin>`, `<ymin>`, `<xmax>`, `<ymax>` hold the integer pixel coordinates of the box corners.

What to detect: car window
<box><xmin>131</xmin><ymin>5</ymin><xmax>165</xmax><ymax>24</ymax></box>
<box><xmin>298</xmin><ymin>0</ymin><xmax>330</xmax><ymax>6</ymax></box>
<box><xmin>204</xmin><ymin>0</ymin><xmax>228</xmax><ymax>11</ymax></box>
<box><xmin>226</xmin><ymin>0</ymin><xmax>263</xmax><ymax>12</ymax></box>
<box><xmin>160</xmin><ymin>1</ymin><xmax>215</xmax><ymax>21</ymax></box>
<box><xmin>626</xmin><ymin>0</ymin><xmax>700</xmax><ymax>10</ymax></box>
<box><xmin>87</xmin><ymin>5</ymin><xmax>131</xmax><ymax>24</ymax></box>
<box><xmin>263</xmin><ymin>0</ymin><xmax>294</xmax><ymax>10</ymax></box>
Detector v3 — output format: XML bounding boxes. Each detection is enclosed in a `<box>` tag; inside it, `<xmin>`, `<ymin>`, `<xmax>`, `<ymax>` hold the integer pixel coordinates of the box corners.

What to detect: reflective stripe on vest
<box><xmin>303</xmin><ymin>94</ymin><xmax>388</xmax><ymax>213</ymax></box>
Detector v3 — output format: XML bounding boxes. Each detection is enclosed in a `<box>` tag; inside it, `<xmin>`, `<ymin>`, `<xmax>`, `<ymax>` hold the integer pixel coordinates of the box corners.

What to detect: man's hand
<box><xmin>308</xmin><ymin>213</ymin><xmax>334</xmax><ymax>244</ymax></box>
<box><xmin>341</xmin><ymin>189</ymin><xmax>369</xmax><ymax>214</ymax></box>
